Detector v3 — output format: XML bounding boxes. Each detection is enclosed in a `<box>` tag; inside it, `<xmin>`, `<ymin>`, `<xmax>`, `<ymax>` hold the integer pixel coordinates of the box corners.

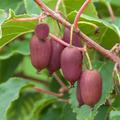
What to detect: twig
<box><xmin>15</xmin><ymin>72</ymin><xmax>49</xmax><ymax>87</ymax></box>
<box><xmin>106</xmin><ymin>2</ymin><xmax>115</xmax><ymax>23</ymax></box>
<box><xmin>49</xmin><ymin>33</ymin><xmax>85</xmax><ymax>52</ymax></box>
<box><xmin>53</xmin><ymin>72</ymin><xmax>69</xmax><ymax>92</ymax></box>
<box><xmin>84</xmin><ymin>45</ymin><xmax>92</xmax><ymax>70</ymax></box>
<box><xmin>58</xmin><ymin>98</ymin><xmax>70</xmax><ymax>104</ymax></box>
<box><xmin>55</xmin><ymin>0</ymin><xmax>62</xmax><ymax>12</ymax></box>
<box><xmin>34</xmin><ymin>0</ymin><xmax>120</xmax><ymax>65</ymax></box>
<box><xmin>73</xmin><ymin>0</ymin><xmax>91</xmax><ymax>28</ymax></box>
<box><xmin>34</xmin><ymin>87</ymin><xmax>63</xmax><ymax>97</ymax></box>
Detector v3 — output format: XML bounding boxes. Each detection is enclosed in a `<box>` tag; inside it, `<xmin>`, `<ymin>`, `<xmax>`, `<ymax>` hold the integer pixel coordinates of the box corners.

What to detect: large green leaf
<box><xmin>0</xmin><ymin>10</ymin><xmax>37</xmax><ymax>48</ymax></box>
<box><xmin>68</xmin><ymin>12</ymin><xmax>120</xmax><ymax>49</ymax></box>
<box><xmin>0</xmin><ymin>0</ymin><xmax>22</xmax><ymax>11</ymax></box>
<box><xmin>70</xmin><ymin>61</ymin><xmax>114</xmax><ymax>120</ymax></box>
<box><xmin>40</xmin><ymin>102</ymin><xmax>76</xmax><ymax>120</ymax></box>
<box><xmin>7</xmin><ymin>91</ymin><xmax>43</xmax><ymax>120</ymax></box>
<box><xmin>0</xmin><ymin>77</ymin><xmax>31</xmax><ymax>120</ymax></box>
<box><xmin>0</xmin><ymin>55</ymin><xmax>23</xmax><ymax>83</ymax></box>
<box><xmin>24</xmin><ymin>0</ymin><xmax>57</xmax><ymax>16</ymax></box>
<box><xmin>0</xmin><ymin>39</ymin><xmax>30</xmax><ymax>60</ymax></box>
<box><xmin>0</xmin><ymin>9</ymin><xmax>8</xmax><ymax>38</ymax></box>
<box><xmin>63</xmin><ymin>0</ymin><xmax>97</xmax><ymax>18</ymax></box>
<box><xmin>109</xmin><ymin>111</ymin><xmax>120</xmax><ymax>120</ymax></box>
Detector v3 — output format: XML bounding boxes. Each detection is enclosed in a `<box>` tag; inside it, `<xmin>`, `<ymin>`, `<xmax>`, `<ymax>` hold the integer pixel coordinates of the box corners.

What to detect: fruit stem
<box><xmin>70</xmin><ymin>24</ymin><xmax>74</xmax><ymax>47</ymax></box>
<box><xmin>34</xmin><ymin>87</ymin><xmax>63</xmax><ymax>97</ymax></box>
<box><xmin>84</xmin><ymin>45</ymin><xmax>92</xmax><ymax>70</ymax></box>
<box><xmin>54</xmin><ymin>0</ymin><xmax>62</xmax><ymax>12</ymax></box>
<box><xmin>49</xmin><ymin>33</ymin><xmax>85</xmax><ymax>52</ymax></box>
<box><xmin>105</xmin><ymin>1</ymin><xmax>115</xmax><ymax>23</ymax></box>
<box><xmin>73</xmin><ymin>0</ymin><xmax>91</xmax><ymax>29</ymax></box>
<box><xmin>53</xmin><ymin>72</ymin><xmax>69</xmax><ymax>92</ymax></box>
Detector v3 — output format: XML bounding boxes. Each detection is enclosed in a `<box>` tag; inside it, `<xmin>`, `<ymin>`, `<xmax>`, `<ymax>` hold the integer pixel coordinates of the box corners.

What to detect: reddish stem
<box><xmin>73</xmin><ymin>0</ymin><xmax>91</xmax><ymax>29</ymax></box>
<box><xmin>49</xmin><ymin>33</ymin><xmax>85</xmax><ymax>52</ymax></box>
<box><xmin>34</xmin><ymin>0</ymin><xmax>120</xmax><ymax>65</ymax></box>
<box><xmin>55</xmin><ymin>0</ymin><xmax>62</xmax><ymax>12</ymax></box>
<box><xmin>34</xmin><ymin>87</ymin><xmax>63</xmax><ymax>97</ymax></box>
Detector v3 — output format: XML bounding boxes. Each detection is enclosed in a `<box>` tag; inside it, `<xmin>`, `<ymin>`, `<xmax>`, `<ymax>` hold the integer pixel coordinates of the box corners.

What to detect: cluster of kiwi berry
<box><xmin>30</xmin><ymin>23</ymin><xmax>102</xmax><ymax>107</ymax></box>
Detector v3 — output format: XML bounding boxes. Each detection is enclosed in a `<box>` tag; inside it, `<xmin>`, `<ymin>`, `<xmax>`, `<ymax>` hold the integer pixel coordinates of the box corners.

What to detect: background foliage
<box><xmin>0</xmin><ymin>0</ymin><xmax>120</xmax><ymax>120</ymax></box>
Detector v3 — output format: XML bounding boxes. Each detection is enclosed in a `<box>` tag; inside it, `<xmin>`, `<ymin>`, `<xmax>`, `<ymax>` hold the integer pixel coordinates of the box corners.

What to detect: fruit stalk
<box><xmin>54</xmin><ymin>0</ymin><xmax>62</xmax><ymax>12</ymax></box>
<box><xmin>73</xmin><ymin>0</ymin><xmax>91</xmax><ymax>29</ymax></box>
<box><xmin>53</xmin><ymin>73</ymin><xmax>69</xmax><ymax>92</ymax></box>
<box><xmin>49</xmin><ymin>33</ymin><xmax>85</xmax><ymax>52</ymax></box>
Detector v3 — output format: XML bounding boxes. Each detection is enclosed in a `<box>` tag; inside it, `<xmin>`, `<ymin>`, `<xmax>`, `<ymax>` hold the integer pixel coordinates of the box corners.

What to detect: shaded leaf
<box><xmin>0</xmin><ymin>77</ymin><xmax>31</xmax><ymax>120</ymax></box>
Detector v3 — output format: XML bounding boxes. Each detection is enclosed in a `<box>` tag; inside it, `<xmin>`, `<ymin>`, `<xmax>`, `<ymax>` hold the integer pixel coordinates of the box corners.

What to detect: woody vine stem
<box><xmin>34</xmin><ymin>0</ymin><xmax>120</xmax><ymax>65</ymax></box>
<box><xmin>13</xmin><ymin>0</ymin><xmax>120</xmax><ymax>65</ymax></box>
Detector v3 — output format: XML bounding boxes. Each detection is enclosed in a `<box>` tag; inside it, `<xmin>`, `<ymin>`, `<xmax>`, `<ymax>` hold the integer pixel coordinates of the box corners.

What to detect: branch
<box><xmin>74</xmin><ymin>0</ymin><xmax>91</xmax><ymax>29</ymax></box>
<box><xmin>49</xmin><ymin>33</ymin><xmax>85</xmax><ymax>52</ymax></box>
<box><xmin>34</xmin><ymin>87</ymin><xmax>63</xmax><ymax>97</ymax></box>
<box><xmin>55</xmin><ymin>0</ymin><xmax>62</xmax><ymax>12</ymax></box>
<box><xmin>15</xmin><ymin>72</ymin><xmax>49</xmax><ymax>87</ymax></box>
<box><xmin>34</xmin><ymin>0</ymin><xmax>120</xmax><ymax>65</ymax></box>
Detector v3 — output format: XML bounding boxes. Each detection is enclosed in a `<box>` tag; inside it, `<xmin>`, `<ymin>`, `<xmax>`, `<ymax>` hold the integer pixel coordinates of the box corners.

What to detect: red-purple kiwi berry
<box><xmin>76</xmin><ymin>80</ymin><xmax>84</xmax><ymax>106</ymax></box>
<box><xmin>61</xmin><ymin>47</ymin><xmax>82</xmax><ymax>85</ymax></box>
<box><xmin>80</xmin><ymin>70</ymin><xmax>102</xmax><ymax>106</ymax></box>
<box><xmin>35</xmin><ymin>23</ymin><xmax>49</xmax><ymax>40</ymax></box>
<box><xmin>63</xmin><ymin>27</ymin><xmax>82</xmax><ymax>47</ymax></box>
<box><xmin>30</xmin><ymin>35</ymin><xmax>51</xmax><ymax>71</ymax></box>
<box><xmin>48</xmin><ymin>38</ymin><xmax>65</xmax><ymax>74</ymax></box>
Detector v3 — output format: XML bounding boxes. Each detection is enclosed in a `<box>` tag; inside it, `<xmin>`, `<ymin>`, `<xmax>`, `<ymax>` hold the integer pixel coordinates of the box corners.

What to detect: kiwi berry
<box><xmin>48</xmin><ymin>38</ymin><xmax>64</xmax><ymax>74</ymax></box>
<box><xmin>61</xmin><ymin>47</ymin><xmax>82</xmax><ymax>85</ymax></box>
<box><xmin>80</xmin><ymin>70</ymin><xmax>102</xmax><ymax>106</ymax></box>
<box><xmin>35</xmin><ymin>23</ymin><xmax>49</xmax><ymax>40</ymax></box>
<box><xmin>30</xmin><ymin>35</ymin><xmax>51</xmax><ymax>71</ymax></box>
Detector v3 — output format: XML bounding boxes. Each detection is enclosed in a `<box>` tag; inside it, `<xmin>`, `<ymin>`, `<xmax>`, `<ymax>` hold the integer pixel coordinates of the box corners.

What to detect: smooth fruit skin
<box><xmin>76</xmin><ymin>80</ymin><xmax>84</xmax><ymax>105</ymax></box>
<box><xmin>61</xmin><ymin>47</ymin><xmax>82</xmax><ymax>85</ymax></box>
<box><xmin>48</xmin><ymin>39</ymin><xmax>64</xmax><ymax>74</ymax></box>
<box><xmin>80</xmin><ymin>70</ymin><xmax>102</xmax><ymax>106</ymax></box>
<box><xmin>63</xmin><ymin>27</ymin><xmax>82</xmax><ymax>47</ymax></box>
<box><xmin>30</xmin><ymin>35</ymin><xmax>51</xmax><ymax>71</ymax></box>
<box><xmin>35</xmin><ymin>23</ymin><xmax>49</xmax><ymax>40</ymax></box>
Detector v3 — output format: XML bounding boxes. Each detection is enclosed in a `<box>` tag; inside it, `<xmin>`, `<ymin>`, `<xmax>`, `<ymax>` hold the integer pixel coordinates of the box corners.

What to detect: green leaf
<box><xmin>0</xmin><ymin>39</ymin><xmax>30</xmax><ymax>60</ymax></box>
<box><xmin>17</xmin><ymin>56</ymin><xmax>51</xmax><ymax>81</ymax></box>
<box><xmin>6</xmin><ymin>91</ymin><xmax>42</xmax><ymax>120</ymax></box>
<box><xmin>94</xmin><ymin>105</ymin><xmax>109</xmax><ymax>120</ymax></box>
<box><xmin>0</xmin><ymin>0</ymin><xmax>23</xmax><ymax>11</ymax></box>
<box><xmin>0</xmin><ymin>10</ymin><xmax>37</xmax><ymax>48</ymax></box>
<box><xmin>112</xmin><ymin>95</ymin><xmax>120</xmax><ymax>110</ymax></box>
<box><xmin>0</xmin><ymin>9</ymin><xmax>8</xmax><ymax>38</ymax></box>
<box><xmin>68</xmin><ymin>12</ymin><xmax>120</xmax><ymax>49</ymax></box>
<box><xmin>63</xmin><ymin>0</ymin><xmax>98</xmax><ymax>18</ymax></box>
<box><xmin>0</xmin><ymin>55</ymin><xmax>23</xmax><ymax>83</ymax></box>
<box><xmin>0</xmin><ymin>77</ymin><xmax>31</xmax><ymax>120</ymax></box>
<box><xmin>24</xmin><ymin>0</ymin><xmax>57</xmax><ymax>16</ymax></box>
<box><xmin>70</xmin><ymin>61</ymin><xmax>114</xmax><ymax>120</ymax></box>
<box><xmin>109</xmin><ymin>111</ymin><xmax>120</xmax><ymax>120</ymax></box>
